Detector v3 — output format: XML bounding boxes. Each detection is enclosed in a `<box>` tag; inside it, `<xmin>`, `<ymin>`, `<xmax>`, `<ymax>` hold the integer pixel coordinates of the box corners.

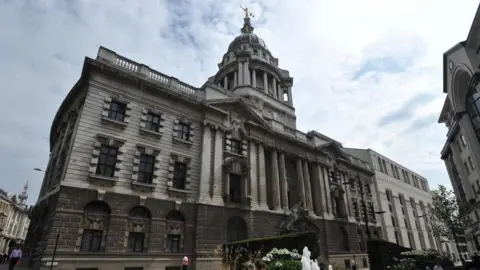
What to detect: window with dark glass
<box><xmin>145</xmin><ymin>113</ymin><xmax>161</xmax><ymax>132</ymax></box>
<box><xmin>362</xmin><ymin>258</ymin><xmax>368</xmax><ymax>268</ymax></box>
<box><xmin>391</xmin><ymin>216</ymin><xmax>396</xmax><ymax>226</ymax></box>
<box><xmin>468</xmin><ymin>156</ymin><xmax>476</xmax><ymax>170</ymax></box>
<box><xmin>167</xmin><ymin>234</ymin><xmax>181</xmax><ymax>252</ymax></box>
<box><xmin>173</xmin><ymin>162</ymin><xmax>187</xmax><ymax>189</ymax></box>
<box><xmin>127</xmin><ymin>232</ymin><xmax>145</xmax><ymax>252</ymax></box>
<box><xmin>394</xmin><ymin>231</ymin><xmax>400</xmax><ymax>244</ymax></box>
<box><xmin>365</xmin><ymin>183</ymin><xmax>371</xmax><ymax>194</ymax></box>
<box><xmin>107</xmin><ymin>101</ymin><xmax>127</xmax><ymax>122</ymax></box>
<box><xmin>138</xmin><ymin>154</ymin><xmax>155</xmax><ymax>184</ymax></box>
<box><xmin>229</xmin><ymin>173</ymin><xmax>242</xmax><ymax>203</ymax></box>
<box><xmin>80</xmin><ymin>229</ymin><xmax>102</xmax><ymax>251</ymax></box>
<box><xmin>344</xmin><ymin>260</ymin><xmax>351</xmax><ymax>269</ymax></box>
<box><xmin>230</xmin><ymin>139</ymin><xmax>242</xmax><ymax>154</ymax></box>
<box><xmin>177</xmin><ymin>122</ymin><xmax>190</xmax><ymax>141</ymax></box>
<box><xmin>368</xmin><ymin>202</ymin><xmax>375</xmax><ymax>220</ymax></box>
<box><xmin>96</xmin><ymin>145</ymin><xmax>118</xmax><ymax>177</ymax></box>
<box><xmin>353</xmin><ymin>200</ymin><xmax>359</xmax><ymax>218</ymax></box>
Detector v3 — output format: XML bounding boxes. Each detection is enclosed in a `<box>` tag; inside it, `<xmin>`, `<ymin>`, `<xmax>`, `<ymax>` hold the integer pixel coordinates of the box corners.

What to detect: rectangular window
<box><xmin>177</xmin><ymin>122</ymin><xmax>190</xmax><ymax>141</ymax></box>
<box><xmin>382</xmin><ymin>160</ymin><xmax>388</xmax><ymax>175</ymax></box>
<box><xmin>391</xmin><ymin>216</ymin><xmax>396</xmax><ymax>226</ymax></box>
<box><xmin>127</xmin><ymin>232</ymin><xmax>145</xmax><ymax>252</ymax></box>
<box><xmin>362</xmin><ymin>258</ymin><xmax>368</xmax><ymax>268</ymax></box>
<box><xmin>468</xmin><ymin>156</ymin><xmax>475</xmax><ymax>170</ymax></box>
<box><xmin>368</xmin><ymin>202</ymin><xmax>375</xmax><ymax>221</ymax></box>
<box><xmin>230</xmin><ymin>139</ymin><xmax>242</xmax><ymax>154</ymax></box>
<box><xmin>167</xmin><ymin>234</ymin><xmax>181</xmax><ymax>253</ymax></box>
<box><xmin>377</xmin><ymin>157</ymin><xmax>383</xmax><ymax>173</ymax></box>
<box><xmin>344</xmin><ymin>260</ymin><xmax>351</xmax><ymax>269</ymax></box>
<box><xmin>229</xmin><ymin>173</ymin><xmax>242</xmax><ymax>203</ymax></box>
<box><xmin>461</xmin><ymin>135</ymin><xmax>467</xmax><ymax>146</ymax></box>
<box><xmin>80</xmin><ymin>230</ymin><xmax>102</xmax><ymax>251</ymax></box>
<box><xmin>138</xmin><ymin>154</ymin><xmax>155</xmax><ymax>184</ymax></box>
<box><xmin>107</xmin><ymin>101</ymin><xmax>127</xmax><ymax>122</ymax></box>
<box><xmin>464</xmin><ymin>161</ymin><xmax>471</xmax><ymax>174</ymax></box>
<box><xmin>145</xmin><ymin>112</ymin><xmax>162</xmax><ymax>132</ymax></box>
<box><xmin>96</xmin><ymin>145</ymin><xmax>118</xmax><ymax>177</ymax></box>
<box><xmin>173</xmin><ymin>162</ymin><xmax>187</xmax><ymax>189</ymax></box>
<box><xmin>353</xmin><ymin>200</ymin><xmax>359</xmax><ymax>218</ymax></box>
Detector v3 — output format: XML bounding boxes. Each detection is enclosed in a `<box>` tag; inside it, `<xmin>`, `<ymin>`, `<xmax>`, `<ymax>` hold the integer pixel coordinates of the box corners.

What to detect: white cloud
<box><xmin>0</xmin><ymin>0</ymin><xmax>477</xmax><ymax>203</ymax></box>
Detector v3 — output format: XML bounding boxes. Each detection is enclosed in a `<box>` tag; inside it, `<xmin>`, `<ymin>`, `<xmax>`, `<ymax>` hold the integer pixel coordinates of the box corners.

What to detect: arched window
<box><xmin>165</xmin><ymin>211</ymin><xmax>185</xmax><ymax>253</ymax></box>
<box><xmin>357</xmin><ymin>229</ymin><xmax>365</xmax><ymax>252</ymax></box>
<box><xmin>466</xmin><ymin>88</ymin><xmax>480</xmax><ymax>140</ymax></box>
<box><xmin>227</xmin><ymin>216</ymin><xmax>248</xmax><ymax>242</ymax></box>
<box><xmin>340</xmin><ymin>227</ymin><xmax>350</xmax><ymax>251</ymax></box>
<box><xmin>127</xmin><ymin>206</ymin><xmax>151</xmax><ymax>252</ymax></box>
<box><xmin>80</xmin><ymin>201</ymin><xmax>111</xmax><ymax>252</ymax></box>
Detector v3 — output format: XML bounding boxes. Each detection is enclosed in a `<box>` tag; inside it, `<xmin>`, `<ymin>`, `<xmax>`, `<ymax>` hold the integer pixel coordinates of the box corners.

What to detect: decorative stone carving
<box><xmin>330</xmin><ymin>185</ymin><xmax>346</xmax><ymax>218</ymax></box>
<box><xmin>280</xmin><ymin>202</ymin><xmax>313</xmax><ymax>233</ymax></box>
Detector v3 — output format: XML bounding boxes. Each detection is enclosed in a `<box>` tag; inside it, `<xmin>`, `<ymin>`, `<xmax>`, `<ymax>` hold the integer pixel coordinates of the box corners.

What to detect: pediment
<box><xmin>317</xmin><ymin>142</ymin><xmax>349</xmax><ymax>161</ymax></box>
<box><xmin>204</xmin><ymin>98</ymin><xmax>271</xmax><ymax>130</ymax></box>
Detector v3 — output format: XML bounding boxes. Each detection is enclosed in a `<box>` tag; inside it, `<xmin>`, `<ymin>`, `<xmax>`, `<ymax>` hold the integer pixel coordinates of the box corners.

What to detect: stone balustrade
<box><xmin>97</xmin><ymin>47</ymin><xmax>202</xmax><ymax>97</ymax></box>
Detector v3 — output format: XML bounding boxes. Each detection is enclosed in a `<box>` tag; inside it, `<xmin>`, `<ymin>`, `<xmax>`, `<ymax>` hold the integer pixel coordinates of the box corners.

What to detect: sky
<box><xmin>0</xmin><ymin>0</ymin><xmax>478</xmax><ymax>205</ymax></box>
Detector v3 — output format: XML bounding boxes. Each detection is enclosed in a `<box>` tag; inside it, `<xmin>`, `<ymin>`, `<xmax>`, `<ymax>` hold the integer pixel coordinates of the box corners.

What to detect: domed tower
<box><xmin>205</xmin><ymin>9</ymin><xmax>297</xmax><ymax>130</ymax></box>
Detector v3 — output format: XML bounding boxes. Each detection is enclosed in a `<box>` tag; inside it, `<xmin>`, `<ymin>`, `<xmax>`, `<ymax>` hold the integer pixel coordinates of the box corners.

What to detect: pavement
<box><xmin>0</xmin><ymin>263</ymin><xmax>31</xmax><ymax>270</ymax></box>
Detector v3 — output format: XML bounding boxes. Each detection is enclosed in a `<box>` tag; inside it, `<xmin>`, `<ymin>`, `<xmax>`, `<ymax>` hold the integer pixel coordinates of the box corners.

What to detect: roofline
<box><xmin>466</xmin><ymin>3</ymin><xmax>480</xmax><ymax>48</ymax></box>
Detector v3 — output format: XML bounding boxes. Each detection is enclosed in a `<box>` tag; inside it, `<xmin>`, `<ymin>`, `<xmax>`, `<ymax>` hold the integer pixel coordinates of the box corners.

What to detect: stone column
<box><xmin>302</xmin><ymin>160</ymin><xmax>313</xmax><ymax>211</ymax></box>
<box><xmin>263</xmin><ymin>72</ymin><xmax>268</xmax><ymax>93</ymax></box>
<box><xmin>223</xmin><ymin>76</ymin><xmax>228</xmax><ymax>90</ymax></box>
<box><xmin>233</xmin><ymin>71</ymin><xmax>237</xmax><ymax>88</ymax></box>
<box><xmin>278</xmin><ymin>152</ymin><xmax>288</xmax><ymax>210</ymax></box>
<box><xmin>287</xmin><ymin>86</ymin><xmax>293</xmax><ymax>105</ymax></box>
<box><xmin>238</xmin><ymin>62</ymin><xmax>243</xmax><ymax>86</ymax></box>
<box><xmin>272</xmin><ymin>79</ymin><xmax>277</xmax><ymax>99</ymax></box>
<box><xmin>199</xmin><ymin>124</ymin><xmax>212</xmax><ymax>203</ymax></box>
<box><xmin>223</xmin><ymin>173</ymin><xmax>230</xmax><ymax>202</ymax></box>
<box><xmin>342</xmin><ymin>173</ymin><xmax>352</xmax><ymax>217</ymax></box>
<box><xmin>278</xmin><ymin>84</ymin><xmax>282</xmax><ymax>101</ymax></box>
<box><xmin>212</xmin><ymin>128</ymin><xmax>224</xmax><ymax>204</ymax></box>
<box><xmin>244</xmin><ymin>61</ymin><xmax>250</xmax><ymax>85</ymax></box>
<box><xmin>311</xmin><ymin>163</ymin><xmax>324</xmax><ymax>216</ymax></box>
<box><xmin>271</xmin><ymin>150</ymin><xmax>281</xmax><ymax>211</ymax></box>
<box><xmin>323</xmin><ymin>166</ymin><xmax>332</xmax><ymax>215</ymax></box>
<box><xmin>296</xmin><ymin>158</ymin><xmax>306</xmax><ymax>205</ymax></box>
<box><xmin>252</xmin><ymin>69</ymin><xmax>257</xmax><ymax>88</ymax></box>
<box><xmin>249</xmin><ymin>141</ymin><xmax>259</xmax><ymax>209</ymax></box>
<box><xmin>451</xmin><ymin>144</ymin><xmax>475</xmax><ymax>200</ymax></box>
<box><xmin>443</xmin><ymin>157</ymin><xmax>462</xmax><ymax>201</ymax></box>
<box><xmin>459</xmin><ymin>115</ymin><xmax>480</xmax><ymax>172</ymax></box>
<box><xmin>258</xmin><ymin>144</ymin><xmax>268</xmax><ymax>209</ymax></box>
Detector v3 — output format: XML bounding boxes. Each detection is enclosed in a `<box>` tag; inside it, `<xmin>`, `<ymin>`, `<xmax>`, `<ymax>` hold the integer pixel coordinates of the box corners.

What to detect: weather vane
<box><xmin>240</xmin><ymin>6</ymin><xmax>254</xmax><ymax>18</ymax></box>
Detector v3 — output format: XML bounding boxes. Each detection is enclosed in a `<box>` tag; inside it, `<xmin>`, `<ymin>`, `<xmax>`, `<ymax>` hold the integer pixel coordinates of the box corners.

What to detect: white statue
<box><xmin>301</xmin><ymin>247</ymin><xmax>312</xmax><ymax>270</ymax></box>
<box><xmin>311</xmin><ymin>259</ymin><xmax>320</xmax><ymax>270</ymax></box>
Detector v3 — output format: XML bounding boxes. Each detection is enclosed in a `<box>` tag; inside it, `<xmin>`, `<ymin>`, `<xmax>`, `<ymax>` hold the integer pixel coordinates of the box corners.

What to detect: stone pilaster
<box><xmin>238</xmin><ymin>62</ymin><xmax>243</xmax><ymax>86</ymax></box>
<box><xmin>258</xmin><ymin>144</ymin><xmax>268</xmax><ymax>209</ymax></box>
<box><xmin>287</xmin><ymin>86</ymin><xmax>293</xmax><ymax>105</ymax></box>
<box><xmin>233</xmin><ymin>71</ymin><xmax>237</xmax><ymax>88</ymax></box>
<box><xmin>459</xmin><ymin>115</ymin><xmax>480</xmax><ymax>173</ymax></box>
<box><xmin>451</xmin><ymin>144</ymin><xmax>475</xmax><ymax>200</ymax></box>
<box><xmin>252</xmin><ymin>69</ymin><xmax>257</xmax><ymax>88</ymax></box>
<box><xmin>223</xmin><ymin>76</ymin><xmax>228</xmax><ymax>90</ymax></box>
<box><xmin>263</xmin><ymin>72</ymin><xmax>268</xmax><ymax>93</ymax></box>
<box><xmin>296</xmin><ymin>158</ymin><xmax>306</xmax><ymax>205</ymax></box>
<box><xmin>272</xmin><ymin>79</ymin><xmax>277</xmax><ymax>99</ymax></box>
<box><xmin>302</xmin><ymin>160</ymin><xmax>313</xmax><ymax>211</ymax></box>
<box><xmin>311</xmin><ymin>163</ymin><xmax>323</xmax><ymax>216</ymax></box>
<box><xmin>249</xmin><ymin>141</ymin><xmax>259</xmax><ymax>209</ymax></box>
<box><xmin>278</xmin><ymin>152</ymin><xmax>288</xmax><ymax>210</ymax></box>
<box><xmin>243</xmin><ymin>61</ymin><xmax>250</xmax><ymax>85</ymax></box>
<box><xmin>212</xmin><ymin>128</ymin><xmax>224</xmax><ymax>204</ymax></box>
<box><xmin>322</xmin><ymin>166</ymin><xmax>332</xmax><ymax>216</ymax></box>
<box><xmin>271</xmin><ymin>150</ymin><xmax>281</xmax><ymax>211</ymax></box>
<box><xmin>199</xmin><ymin>124</ymin><xmax>212</xmax><ymax>203</ymax></box>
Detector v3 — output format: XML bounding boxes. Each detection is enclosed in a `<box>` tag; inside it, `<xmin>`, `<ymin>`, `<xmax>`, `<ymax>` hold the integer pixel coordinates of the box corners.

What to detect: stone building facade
<box><xmin>344</xmin><ymin>148</ymin><xmax>465</xmax><ymax>260</ymax></box>
<box><xmin>438</xmin><ymin>3</ymin><xmax>480</xmax><ymax>256</ymax></box>
<box><xmin>26</xmin><ymin>16</ymin><xmax>382</xmax><ymax>270</ymax></box>
<box><xmin>0</xmin><ymin>184</ymin><xmax>31</xmax><ymax>254</ymax></box>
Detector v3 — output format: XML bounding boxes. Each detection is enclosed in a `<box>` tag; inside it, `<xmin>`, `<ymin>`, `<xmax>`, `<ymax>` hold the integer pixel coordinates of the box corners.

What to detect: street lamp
<box><xmin>33</xmin><ymin>168</ymin><xmax>43</xmax><ymax>172</ymax></box>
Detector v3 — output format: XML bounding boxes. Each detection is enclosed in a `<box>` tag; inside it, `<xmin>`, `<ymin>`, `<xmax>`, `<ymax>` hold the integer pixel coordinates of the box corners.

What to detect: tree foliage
<box><xmin>430</xmin><ymin>185</ymin><xmax>465</xmax><ymax>241</ymax></box>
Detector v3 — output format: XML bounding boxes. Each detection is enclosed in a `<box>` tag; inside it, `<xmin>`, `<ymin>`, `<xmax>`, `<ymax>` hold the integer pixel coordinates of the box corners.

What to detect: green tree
<box><xmin>430</xmin><ymin>185</ymin><xmax>465</xmax><ymax>262</ymax></box>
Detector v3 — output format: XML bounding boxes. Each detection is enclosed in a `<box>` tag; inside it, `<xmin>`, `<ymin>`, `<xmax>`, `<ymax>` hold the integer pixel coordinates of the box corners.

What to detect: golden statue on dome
<box><xmin>240</xmin><ymin>6</ymin><xmax>254</xmax><ymax>18</ymax></box>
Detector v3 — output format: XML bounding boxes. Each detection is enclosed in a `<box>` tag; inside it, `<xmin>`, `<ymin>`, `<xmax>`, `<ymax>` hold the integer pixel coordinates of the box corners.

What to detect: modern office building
<box><xmin>344</xmin><ymin>148</ymin><xmax>466</xmax><ymax>260</ymax></box>
<box><xmin>0</xmin><ymin>183</ymin><xmax>30</xmax><ymax>254</ymax></box>
<box><xmin>438</xmin><ymin>3</ymin><xmax>480</xmax><ymax>255</ymax></box>
<box><xmin>26</xmin><ymin>15</ymin><xmax>382</xmax><ymax>270</ymax></box>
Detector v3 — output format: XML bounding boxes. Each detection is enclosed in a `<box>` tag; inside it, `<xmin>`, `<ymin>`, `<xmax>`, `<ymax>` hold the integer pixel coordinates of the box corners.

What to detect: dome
<box><xmin>228</xmin><ymin>33</ymin><xmax>267</xmax><ymax>51</ymax></box>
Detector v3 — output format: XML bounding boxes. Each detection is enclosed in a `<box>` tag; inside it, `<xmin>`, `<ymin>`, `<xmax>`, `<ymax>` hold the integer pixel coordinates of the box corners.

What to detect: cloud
<box><xmin>0</xmin><ymin>0</ymin><xmax>478</xmax><ymax>204</ymax></box>
<box><xmin>378</xmin><ymin>93</ymin><xmax>436</xmax><ymax>126</ymax></box>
